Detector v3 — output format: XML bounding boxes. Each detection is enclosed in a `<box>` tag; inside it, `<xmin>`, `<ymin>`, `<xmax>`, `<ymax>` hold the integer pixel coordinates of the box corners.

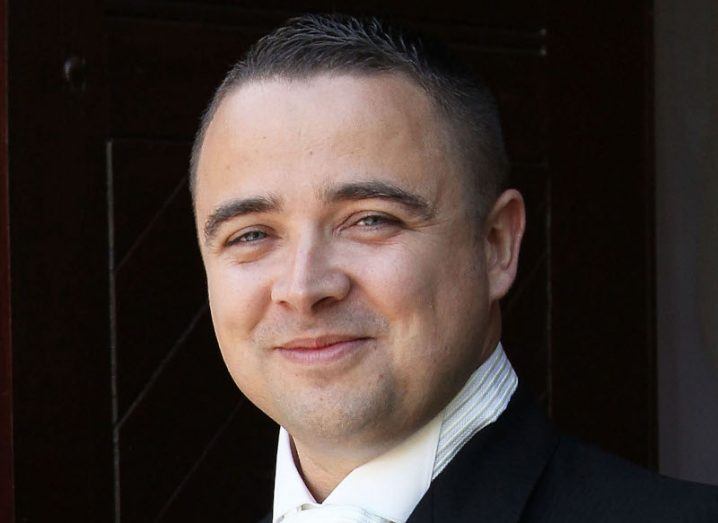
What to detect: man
<box><xmin>190</xmin><ymin>14</ymin><xmax>718</xmax><ymax>523</ymax></box>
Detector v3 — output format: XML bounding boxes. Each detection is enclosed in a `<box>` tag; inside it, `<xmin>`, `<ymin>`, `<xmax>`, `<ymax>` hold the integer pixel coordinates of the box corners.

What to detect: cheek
<box><xmin>205</xmin><ymin>260</ymin><xmax>276</xmax><ymax>409</ymax></box>
<box><xmin>347</xmin><ymin>241</ymin><xmax>452</xmax><ymax>367</ymax></box>
<box><xmin>207</xmin><ymin>260</ymin><xmax>270</xmax><ymax>335</ymax></box>
<box><xmin>348</xmin><ymin>239</ymin><xmax>485</xmax><ymax>361</ymax></box>
<box><xmin>205</xmin><ymin>260</ymin><xmax>272</xmax><ymax>380</ymax></box>
<box><xmin>348</xmin><ymin>243</ymin><xmax>436</xmax><ymax>318</ymax></box>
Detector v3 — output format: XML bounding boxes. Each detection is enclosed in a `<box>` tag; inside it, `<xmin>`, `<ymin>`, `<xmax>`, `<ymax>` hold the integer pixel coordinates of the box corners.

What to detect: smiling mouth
<box><xmin>275</xmin><ymin>336</ymin><xmax>371</xmax><ymax>364</ymax></box>
<box><xmin>278</xmin><ymin>335</ymin><xmax>369</xmax><ymax>350</ymax></box>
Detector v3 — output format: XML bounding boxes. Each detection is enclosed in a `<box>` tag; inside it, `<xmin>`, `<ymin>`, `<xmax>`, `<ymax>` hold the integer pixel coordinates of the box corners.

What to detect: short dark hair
<box><xmin>190</xmin><ymin>13</ymin><xmax>508</xmax><ymax>216</ymax></box>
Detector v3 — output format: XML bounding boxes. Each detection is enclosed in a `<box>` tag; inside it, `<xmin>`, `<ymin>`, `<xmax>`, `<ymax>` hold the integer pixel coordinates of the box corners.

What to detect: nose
<box><xmin>270</xmin><ymin>230</ymin><xmax>351</xmax><ymax>314</ymax></box>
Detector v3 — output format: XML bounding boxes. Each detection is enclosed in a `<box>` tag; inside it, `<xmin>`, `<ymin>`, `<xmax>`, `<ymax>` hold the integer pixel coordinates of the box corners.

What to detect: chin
<box><xmin>275</xmin><ymin>380</ymin><xmax>399</xmax><ymax>445</ymax></box>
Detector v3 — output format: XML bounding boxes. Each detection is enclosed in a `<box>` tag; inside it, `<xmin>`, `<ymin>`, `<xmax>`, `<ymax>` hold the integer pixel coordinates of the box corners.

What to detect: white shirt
<box><xmin>272</xmin><ymin>343</ymin><xmax>518</xmax><ymax>523</ymax></box>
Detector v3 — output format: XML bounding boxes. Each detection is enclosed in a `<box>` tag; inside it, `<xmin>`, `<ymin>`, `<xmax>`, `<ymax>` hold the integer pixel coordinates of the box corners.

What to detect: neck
<box><xmin>290</xmin><ymin>437</ymin><xmax>387</xmax><ymax>501</ymax></box>
<box><xmin>482</xmin><ymin>306</ymin><xmax>502</xmax><ymax>363</ymax></box>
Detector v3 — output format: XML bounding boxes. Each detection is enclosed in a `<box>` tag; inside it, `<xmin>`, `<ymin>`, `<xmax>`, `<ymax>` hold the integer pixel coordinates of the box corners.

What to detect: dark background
<box><xmin>0</xmin><ymin>0</ymin><xmax>686</xmax><ymax>521</ymax></box>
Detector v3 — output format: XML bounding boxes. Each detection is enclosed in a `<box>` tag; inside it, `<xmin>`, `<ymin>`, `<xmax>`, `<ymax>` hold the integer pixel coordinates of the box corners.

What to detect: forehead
<box><xmin>194</xmin><ymin>73</ymin><xmax>459</xmax><ymax>214</ymax></box>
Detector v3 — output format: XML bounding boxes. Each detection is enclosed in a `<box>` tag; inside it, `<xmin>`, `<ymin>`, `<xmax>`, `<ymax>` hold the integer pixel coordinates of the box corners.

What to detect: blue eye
<box><xmin>229</xmin><ymin>230</ymin><xmax>267</xmax><ymax>245</ymax></box>
<box><xmin>357</xmin><ymin>215</ymin><xmax>392</xmax><ymax>227</ymax></box>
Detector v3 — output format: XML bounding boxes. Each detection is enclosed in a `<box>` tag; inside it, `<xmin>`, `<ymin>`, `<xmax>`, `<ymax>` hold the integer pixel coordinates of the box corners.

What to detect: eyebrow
<box><xmin>202</xmin><ymin>180</ymin><xmax>434</xmax><ymax>246</ymax></box>
<box><xmin>325</xmin><ymin>180</ymin><xmax>435</xmax><ymax>219</ymax></box>
<box><xmin>203</xmin><ymin>195</ymin><xmax>281</xmax><ymax>245</ymax></box>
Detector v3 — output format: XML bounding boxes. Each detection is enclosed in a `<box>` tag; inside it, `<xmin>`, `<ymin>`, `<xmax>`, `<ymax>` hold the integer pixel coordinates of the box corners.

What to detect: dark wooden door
<box><xmin>5</xmin><ymin>1</ymin><xmax>655</xmax><ymax>521</ymax></box>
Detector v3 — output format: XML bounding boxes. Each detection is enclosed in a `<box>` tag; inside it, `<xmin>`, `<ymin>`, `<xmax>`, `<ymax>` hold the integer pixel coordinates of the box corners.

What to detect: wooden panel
<box><xmin>106</xmin><ymin>18</ymin><xmax>267</xmax><ymax>139</ymax></box>
<box><xmin>109</xmin><ymin>140</ymin><xmax>206</xmax><ymax>418</ymax></box>
<box><xmin>111</xmin><ymin>139</ymin><xmax>190</xmax><ymax>264</ymax></box>
<box><xmin>547</xmin><ymin>1</ymin><xmax>656</xmax><ymax>467</ymax></box>
<box><xmin>502</xmin><ymin>164</ymin><xmax>549</xmax><ymax>403</ymax></box>
<box><xmin>117</xmin><ymin>311</ymin><xmax>243</xmax><ymax>522</ymax></box>
<box><xmin>458</xmin><ymin>50</ymin><xmax>547</xmax><ymax>163</ymax></box>
<box><xmin>8</xmin><ymin>0</ymin><xmax>114</xmax><ymax>520</ymax></box>
<box><xmin>106</xmin><ymin>16</ymin><xmax>547</xmax><ymax>164</ymax></box>
<box><xmin>156</xmin><ymin>399</ymin><xmax>277</xmax><ymax>523</ymax></box>
<box><xmin>106</xmin><ymin>0</ymin><xmax>546</xmax><ymax>29</ymax></box>
<box><xmin>0</xmin><ymin>0</ymin><xmax>13</xmax><ymax>520</ymax></box>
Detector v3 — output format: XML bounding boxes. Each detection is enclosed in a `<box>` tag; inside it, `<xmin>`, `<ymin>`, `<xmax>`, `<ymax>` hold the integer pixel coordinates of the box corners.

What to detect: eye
<box><xmin>227</xmin><ymin>229</ymin><xmax>268</xmax><ymax>246</ymax></box>
<box><xmin>355</xmin><ymin>214</ymin><xmax>397</xmax><ymax>228</ymax></box>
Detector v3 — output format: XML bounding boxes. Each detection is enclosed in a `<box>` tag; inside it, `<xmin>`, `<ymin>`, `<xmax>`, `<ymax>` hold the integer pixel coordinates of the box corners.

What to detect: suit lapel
<box><xmin>408</xmin><ymin>385</ymin><xmax>559</xmax><ymax>523</ymax></box>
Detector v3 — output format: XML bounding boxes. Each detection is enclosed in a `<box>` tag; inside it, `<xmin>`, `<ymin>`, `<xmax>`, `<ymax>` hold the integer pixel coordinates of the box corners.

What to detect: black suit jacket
<box><xmin>262</xmin><ymin>386</ymin><xmax>718</xmax><ymax>522</ymax></box>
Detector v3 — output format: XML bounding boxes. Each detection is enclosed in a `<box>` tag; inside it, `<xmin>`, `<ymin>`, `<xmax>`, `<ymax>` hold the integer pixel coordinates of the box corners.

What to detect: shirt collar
<box><xmin>273</xmin><ymin>428</ymin><xmax>318</xmax><ymax>520</ymax></box>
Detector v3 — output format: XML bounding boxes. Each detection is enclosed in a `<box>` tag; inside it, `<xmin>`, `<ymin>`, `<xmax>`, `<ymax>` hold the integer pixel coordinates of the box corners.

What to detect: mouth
<box><xmin>275</xmin><ymin>335</ymin><xmax>371</xmax><ymax>364</ymax></box>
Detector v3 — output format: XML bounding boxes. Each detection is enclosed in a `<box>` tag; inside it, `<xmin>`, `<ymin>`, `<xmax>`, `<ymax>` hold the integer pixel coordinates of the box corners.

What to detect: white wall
<box><xmin>655</xmin><ymin>0</ymin><xmax>718</xmax><ymax>486</ymax></box>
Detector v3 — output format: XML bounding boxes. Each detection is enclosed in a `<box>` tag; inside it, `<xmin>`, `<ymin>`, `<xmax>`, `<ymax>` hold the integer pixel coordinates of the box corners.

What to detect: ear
<box><xmin>483</xmin><ymin>189</ymin><xmax>526</xmax><ymax>302</ymax></box>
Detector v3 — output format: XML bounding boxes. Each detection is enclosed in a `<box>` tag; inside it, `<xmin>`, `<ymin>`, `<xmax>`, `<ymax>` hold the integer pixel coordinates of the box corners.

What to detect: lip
<box><xmin>275</xmin><ymin>335</ymin><xmax>371</xmax><ymax>364</ymax></box>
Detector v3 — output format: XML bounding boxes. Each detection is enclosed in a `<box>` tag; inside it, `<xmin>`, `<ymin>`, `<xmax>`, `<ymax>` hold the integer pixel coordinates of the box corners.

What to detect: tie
<box><xmin>278</xmin><ymin>503</ymin><xmax>392</xmax><ymax>522</ymax></box>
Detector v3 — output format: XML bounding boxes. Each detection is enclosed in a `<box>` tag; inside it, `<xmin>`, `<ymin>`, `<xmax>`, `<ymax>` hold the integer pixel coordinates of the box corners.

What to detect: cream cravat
<box><xmin>278</xmin><ymin>503</ymin><xmax>391</xmax><ymax>522</ymax></box>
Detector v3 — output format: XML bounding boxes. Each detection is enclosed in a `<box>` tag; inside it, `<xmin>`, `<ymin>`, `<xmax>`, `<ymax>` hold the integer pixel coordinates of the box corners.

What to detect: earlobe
<box><xmin>484</xmin><ymin>189</ymin><xmax>526</xmax><ymax>301</ymax></box>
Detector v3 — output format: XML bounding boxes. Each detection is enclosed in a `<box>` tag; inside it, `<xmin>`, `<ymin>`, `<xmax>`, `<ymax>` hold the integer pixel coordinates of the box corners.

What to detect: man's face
<box><xmin>195</xmin><ymin>74</ymin><xmax>496</xmax><ymax>451</ymax></box>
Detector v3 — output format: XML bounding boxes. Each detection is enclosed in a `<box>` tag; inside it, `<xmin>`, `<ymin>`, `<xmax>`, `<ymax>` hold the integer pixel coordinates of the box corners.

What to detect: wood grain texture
<box><xmin>7</xmin><ymin>0</ymin><xmax>114</xmax><ymax>520</ymax></box>
<box><xmin>109</xmin><ymin>140</ymin><xmax>206</xmax><ymax>418</ymax></box>
<box><xmin>503</xmin><ymin>164</ymin><xmax>550</xmax><ymax>404</ymax></box>
<box><xmin>0</xmin><ymin>0</ymin><xmax>14</xmax><ymax>519</ymax></box>
<box><xmin>155</xmin><ymin>399</ymin><xmax>278</xmax><ymax>523</ymax></box>
<box><xmin>104</xmin><ymin>0</ymin><xmax>546</xmax><ymax>29</ymax></box>
<box><xmin>547</xmin><ymin>0</ymin><xmax>656</xmax><ymax>467</ymax></box>
<box><xmin>116</xmin><ymin>312</ymin><xmax>243</xmax><ymax>521</ymax></box>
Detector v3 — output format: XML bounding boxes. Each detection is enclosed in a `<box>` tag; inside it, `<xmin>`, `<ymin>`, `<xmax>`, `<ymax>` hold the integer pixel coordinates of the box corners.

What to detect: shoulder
<box><xmin>524</xmin><ymin>435</ymin><xmax>718</xmax><ymax>522</ymax></box>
